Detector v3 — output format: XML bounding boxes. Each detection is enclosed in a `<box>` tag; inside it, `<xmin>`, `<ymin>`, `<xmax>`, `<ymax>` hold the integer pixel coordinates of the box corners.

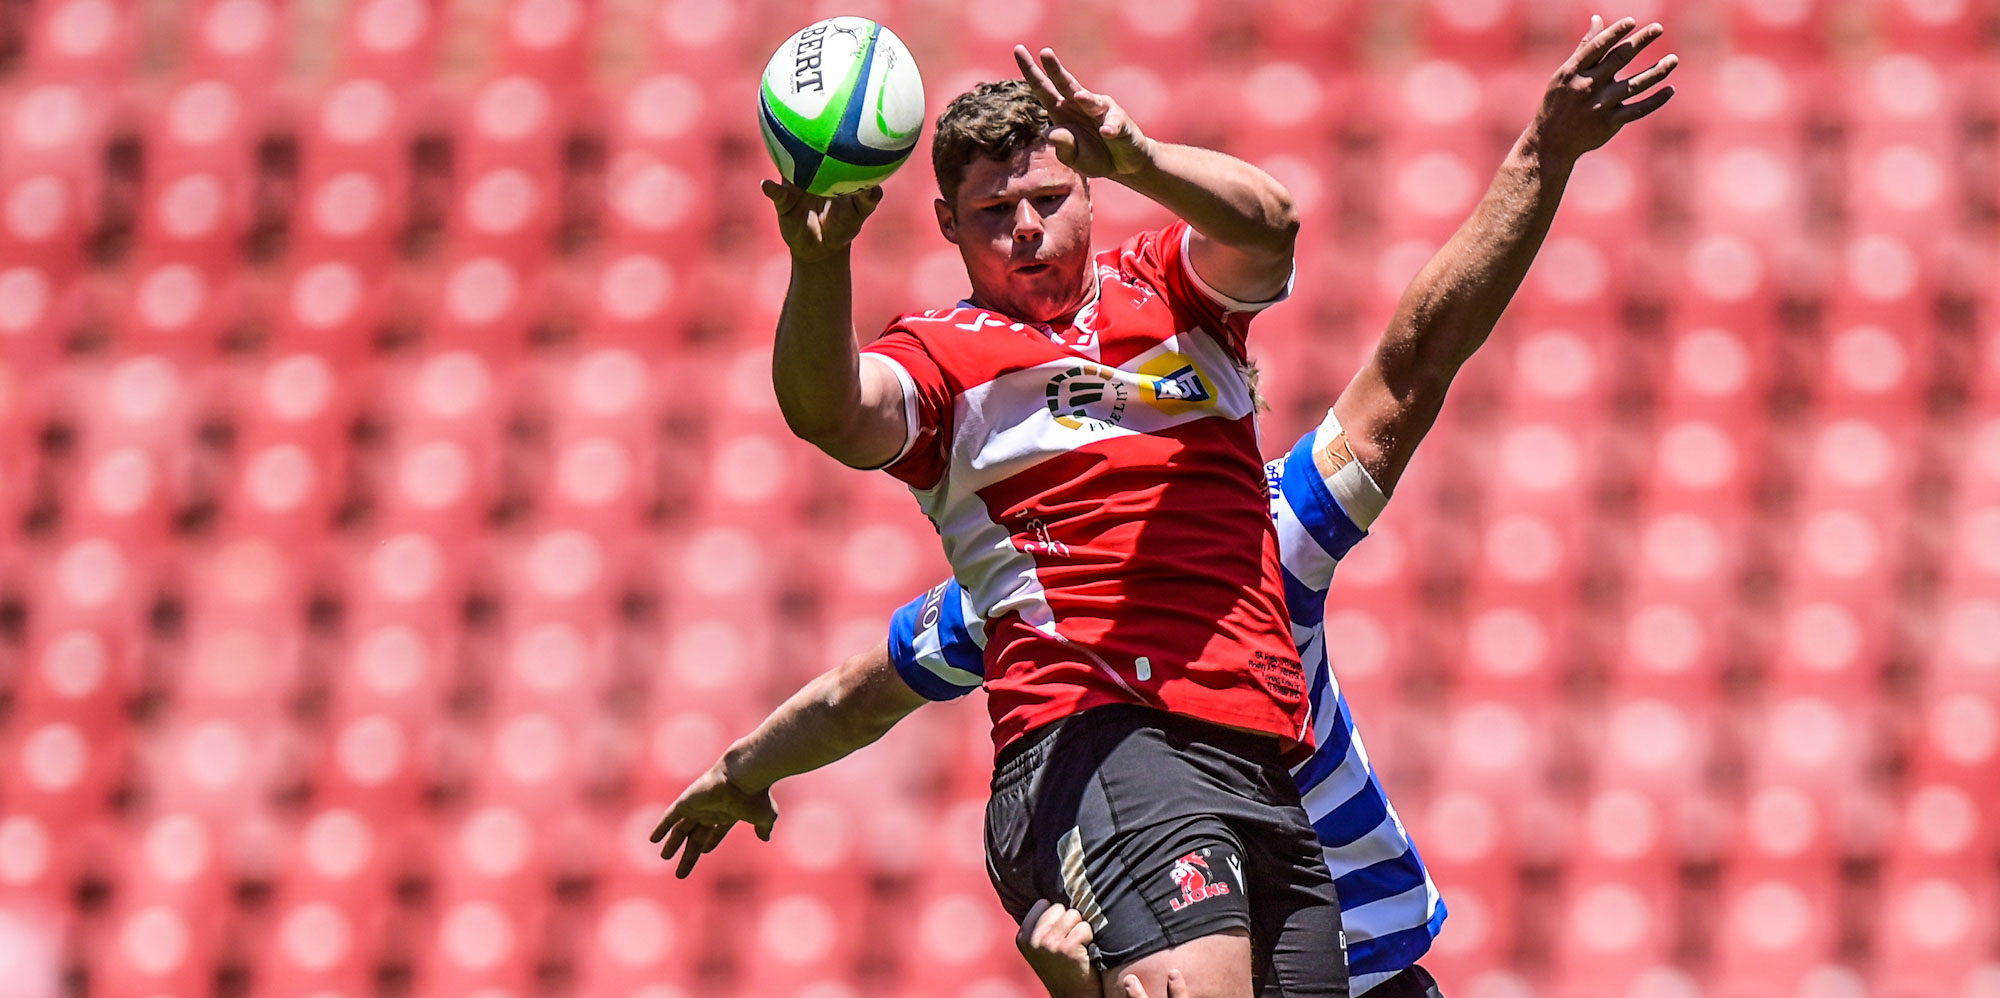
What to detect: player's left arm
<box><xmin>1014</xmin><ymin>46</ymin><xmax>1297</xmax><ymax>304</ymax></box>
<box><xmin>1335</xmin><ymin>16</ymin><xmax>1676</xmax><ymax>495</ymax></box>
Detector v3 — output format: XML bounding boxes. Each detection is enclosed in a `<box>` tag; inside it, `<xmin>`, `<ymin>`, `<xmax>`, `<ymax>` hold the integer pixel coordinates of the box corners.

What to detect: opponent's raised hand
<box><xmin>761</xmin><ymin>179</ymin><xmax>885</xmax><ymax>263</ymax></box>
<box><xmin>649</xmin><ymin>762</ymin><xmax>778</xmax><ymax>879</ymax></box>
<box><xmin>1014</xmin><ymin>45</ymin><xmax>1154</xmax><ymax>178</ymax></box>
<box><xmin>1532</xmin><ymin>15</ymin><xmax>1678</xmax><ymax>162</ymax></box>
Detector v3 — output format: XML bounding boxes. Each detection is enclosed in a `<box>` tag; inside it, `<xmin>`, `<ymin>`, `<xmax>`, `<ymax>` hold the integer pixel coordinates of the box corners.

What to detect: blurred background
<box><xmin>0</xmin><ymin>0</ymin><xmax>1996</xmax><ymax>997</ymax></box>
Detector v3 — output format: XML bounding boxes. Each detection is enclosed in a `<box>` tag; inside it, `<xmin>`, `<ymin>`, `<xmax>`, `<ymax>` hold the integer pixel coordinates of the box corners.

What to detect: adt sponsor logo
<box><xmin>1167</xmin><ymin>850</ymin><xmax>1232</xmax><ymax>912</ymax></box>
<box><xmin>1149</xmin><ymin>365</ymin><xmax>1210</xmax><ymax>404</ymax></box>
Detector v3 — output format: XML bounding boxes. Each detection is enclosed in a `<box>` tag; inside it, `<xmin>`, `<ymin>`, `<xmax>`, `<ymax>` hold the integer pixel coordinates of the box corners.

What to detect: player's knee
<box><xmin>1102</xmin><ymin>928</ymin><xmax>1253</xmax><ymax>998</ymax></box>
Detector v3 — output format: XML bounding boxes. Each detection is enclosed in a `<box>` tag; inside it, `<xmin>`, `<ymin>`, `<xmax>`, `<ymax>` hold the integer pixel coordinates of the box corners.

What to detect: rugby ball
<box><xmin>758</xmin><ymin>17</ymin><xmax>925</xmax><ymax>196</ymax></box>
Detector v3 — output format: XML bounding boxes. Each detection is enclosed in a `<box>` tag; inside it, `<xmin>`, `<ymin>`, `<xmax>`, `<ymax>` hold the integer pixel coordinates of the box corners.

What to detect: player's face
<box><xmin>935</xmin><ymin>143</ymin><xmax>1094</xmax><ymax>324</ymax></box>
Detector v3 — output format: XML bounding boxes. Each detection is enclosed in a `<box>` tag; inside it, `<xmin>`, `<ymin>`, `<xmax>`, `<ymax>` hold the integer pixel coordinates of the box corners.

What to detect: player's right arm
<box><xmin>650</xmin><ymin>582</ymin><xmax>981</xmax><ymax>877</ymax></box>
<box><xmin>1334</xmin><ymin>16</ymin><xmax>1676</xmax><ymax>494</ymax></box>
<box><xmin>650</xmin><ymin>637</ymin><xmax>930</xmax><ymax>877</ymax></box>
<box><xmin>762</xmin><ymin>180</ymin><xmax>911</xmax><ymax>469</ymax></box>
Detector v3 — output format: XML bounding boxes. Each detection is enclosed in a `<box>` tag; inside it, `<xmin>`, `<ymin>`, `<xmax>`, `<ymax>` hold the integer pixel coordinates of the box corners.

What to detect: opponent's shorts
<box><xmin>1371</xmin><ymin>964</ymin><xmax>1445</xmax><ymax>998</ymax></box>
<box><xmin>985</xmin><ymin>704</ymin><xmax>1348</xmax><ymax>997</ymax></box>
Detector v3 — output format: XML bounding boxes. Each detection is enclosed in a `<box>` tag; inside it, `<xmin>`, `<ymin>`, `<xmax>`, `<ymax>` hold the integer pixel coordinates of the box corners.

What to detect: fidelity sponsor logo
<box><xmin>1046</xmin><ymin>364</ymin><xmax>1129</xmax><ymax>431</ymax></box>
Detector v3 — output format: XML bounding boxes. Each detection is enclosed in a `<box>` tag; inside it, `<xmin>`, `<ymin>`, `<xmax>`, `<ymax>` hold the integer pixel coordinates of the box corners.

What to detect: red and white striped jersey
<box><xmin>861</xmin><ymin>221</ymin><xmax>1308</xmax><ymax>754</ymax></box>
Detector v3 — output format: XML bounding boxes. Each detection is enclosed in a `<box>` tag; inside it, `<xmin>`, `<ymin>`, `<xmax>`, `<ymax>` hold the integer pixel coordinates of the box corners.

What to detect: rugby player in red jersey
<box><xmin>749</xmin><ymin>18</ymin><xmax>1674</xmax><ymax>998</ymax></box>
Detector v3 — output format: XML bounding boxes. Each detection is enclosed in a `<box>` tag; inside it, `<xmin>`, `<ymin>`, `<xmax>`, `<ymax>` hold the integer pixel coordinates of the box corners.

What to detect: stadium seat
<box><xmin>184</xmin><ymin>0</ymin><xmax>289</xmax><ymax>81</ymax></box>
<box><xmin>1547</xmin><ymin>877</ymin><xmax>1678</xmax><ymax>998</ymax></box>
<box><xmin>1581</xmin><ymin>696</ymin><xmax>1719</xmax><ymax>803</ymax></box>
<box><xmin>1870</xmin><ymin>870</ymin><xmax>2000</xmax><ymax>997</ymax></box>
<box><xmin>85</xmin><ymin>898</ymin><xmax>226</xmax><ymax>998</ymax></box>
<box><xmin>407</xmin><ymin>889</ymin><xmax>546</xmax><ymax>997</ymax></box>
<box><xmin>339</xmin><ymin>0</ymin><xmax>441</xmax><ymax>80</ymax></box>
<box><xmin>301</xmin><ymin>76</ymin><xmax>414</xmax><ymax>176</ymax></box>
<box><xmin>571</xmin><ymin>888</ymin><xmax>705</xmax><ymax>997</ymax></box>
<box><xmin>2</xmin><ymin>10</ymin><xmax>1992</xmax><ymax>998</ymax></box>
<box><xmin>25</xmin><ymin>0</ymin><xmax>135</xmax><ymax>82</ymax></box>
<box><xmin>495</xmin><ymin>0</ymin><xmax>596</xmax><ymax>80</ymax></box>
<box><xmin>884</xmin><ymin>886</ymin><xmax>1040</xmax><ymax>998</ymax></box>
<box><xmin>1708</xmin><ymin>873</ymin><xmax>1842</xmax><ymax>996</ymax></box>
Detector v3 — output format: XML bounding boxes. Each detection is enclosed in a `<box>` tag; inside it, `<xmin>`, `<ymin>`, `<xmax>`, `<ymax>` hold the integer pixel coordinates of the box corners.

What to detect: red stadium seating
<box><xmin>3</xmin><ymin>7</ymin><xmax>1997</xmax><ymax>997</ymax></box>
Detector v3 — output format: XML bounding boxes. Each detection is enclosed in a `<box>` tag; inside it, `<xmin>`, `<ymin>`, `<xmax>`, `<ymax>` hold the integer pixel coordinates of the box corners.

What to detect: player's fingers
<box><xmin>1609</xmin><ymin>85</ymin><xmax>1675</xmax><ymax>124</ymax></box>
<box><xmin>1572</xmin><ymin>16</ymin><xmax>1637</xmax><ymax>72</ymax></box>
<box><xmin>760</xmin><ymin>179</ymin><xmax>786</xmax><ymax>210</ymax></box>
<box><xmin>1561</xmin><ymin>14</ymin><xmax>1609</xmax><ymax>72</ymax></box>
<box><xmin>657</xmin><ymin>820</ymin><xmax>691</xmax><ymax>860</ymax></box>
<box><xmin>1617</xmin><ymin>53</ymin><xmax>1679</xmax><ymax>99</ymax></box>
<box><xmin>1017</xmin><ymin>899</ymin><xmax>1055</xmax><ymax>950</ymax></box>
<box><xmin>1164</xmin><ymin>969</ymin><xmax>1190</xmax><ymax>998</ymax></box>
<box><xmin>676</xmin><ymin>826</ymin><xmax>725</xmax><ymax>878</ymax></box>
<box><xmin>1120</xmin><ymin>974</ymin><xmax>1151</xmax><ymax>998</ymax></box>
<box><xmin>856</xmin><ymin>184</ymin><xmax>885</xmax><ymax>217</ymax></box>
<box><xmin>1044</xmin><ymin>906</ymin><xmax>1081</xmax><ymax>946</ymax></box>
<box><xmin>674</xmin><ymin>839</ymin><xmax>704</xmax><ymax>878</ymax></box>
<box><xmin>1592</xmin><ymin>21</ymin><xmax>1663</xmax><ymax>78</ymax></box>
<box><xmin>1013</xmin><ymin>44</ymin><xmax>1063</xmax><ymax>106</ymax></box>
<box><xmin>1040</xmin><ymin>48</ymin><xmax>1088</xmax><ymax>102</ymax></box>
<box><xmin>1046</xmin><ymin>126</ymin><xmax>1079</xmax><ymax>167</ymax></box>
<box><xmin>766</xmin><ymin>179</ymin><xmax>808</xmax><ymax>215</ymax></box>
<box><xmin>1062</xmin><ymin>918</ymin><xmax>1094</xmax><ymax>950</ymax></box>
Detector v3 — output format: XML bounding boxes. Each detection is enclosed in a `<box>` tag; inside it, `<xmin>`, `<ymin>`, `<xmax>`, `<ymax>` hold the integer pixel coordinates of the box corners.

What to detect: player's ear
<box><xmin>934</xmin><ymin>197</ymin><xmax>959</xmax><ymax>244</ymax></box>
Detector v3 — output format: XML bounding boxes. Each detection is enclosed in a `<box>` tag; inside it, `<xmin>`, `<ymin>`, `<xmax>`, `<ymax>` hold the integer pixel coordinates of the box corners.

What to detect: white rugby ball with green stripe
<box><xmin>759</xmin><ymin>17</ymin><xmax>925</xmax><ymax>196</ymax></box>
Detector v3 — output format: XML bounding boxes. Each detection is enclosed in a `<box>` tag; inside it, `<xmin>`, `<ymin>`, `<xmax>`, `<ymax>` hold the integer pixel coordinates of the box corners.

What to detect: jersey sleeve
<box><xmin>1270</xmin><ymin>410</ymin><xmax>1387</xmax><ymax>611</ymax></box>
<box><xmin>859</xmin><ymin>327</ymin><xmax>952</xmax><ymax>490</ymax></box>
<box><xmin>1115</xmin><ymin>220</ymin><xmax>1294</xmax><ymax>363</ymax></box>
<box><xmin>885</xmin><ymin>580</ymin><xmax>987</xmax><ymax>701</ymax></box>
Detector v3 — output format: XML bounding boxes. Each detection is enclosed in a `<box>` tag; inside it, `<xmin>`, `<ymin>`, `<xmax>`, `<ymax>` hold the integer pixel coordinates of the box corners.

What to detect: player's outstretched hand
<box><xmin>1016</xmin><ymin>900</ymin><xmax>1100</xmax><ymax>998</ymax></box>
<box><xmin>761</xmin><ymin>179</ymin><xmax>884</xmax><ymax>263</ymax></box>
<box><xmin>1013</xmin><ymin>45</ymin><xmax>1154</xmax><ymax>179</ymax></box>
<box><xmin>1531</xmin><ymin>14</ymin><xmax>1678</xmax><ymax>162</ymax></box>
<box><xmin>1120</xmin><ymin>968</ymin><xmax>1192</xmax><ymax>998</ymax></box>
<box><xmin>649</xmin><ymin>762</ymin><xmax>778</xmax><ymax>879</ymax></box>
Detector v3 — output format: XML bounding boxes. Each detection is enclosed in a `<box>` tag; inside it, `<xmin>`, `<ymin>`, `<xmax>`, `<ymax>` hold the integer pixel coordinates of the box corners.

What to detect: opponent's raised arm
<box><xmin>1335</xmin><ymin>15</ymin><xmax>1676</xmax><ymax>494</ymax></box>
<box><xmin>651</xmin><ymin>638</ymin><xmax>929</xmax><ymax>877</ymax></box>
<box><xmin>1013</xmin><ymin>46</ymin><xmax>1299</xmax><ymax>304</ymax></box>
<box><xmin>763</xmin><ymin>180</ymin><xmax>911</xmax><ymax>469</ymax></box>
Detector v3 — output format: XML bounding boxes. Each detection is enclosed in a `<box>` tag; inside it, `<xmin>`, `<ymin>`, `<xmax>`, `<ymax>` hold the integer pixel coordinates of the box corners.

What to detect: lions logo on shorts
<box><xmin>1167</xmin><ymin>851</ymin><xmax>1232</xmax><ymax>911</ymax></box>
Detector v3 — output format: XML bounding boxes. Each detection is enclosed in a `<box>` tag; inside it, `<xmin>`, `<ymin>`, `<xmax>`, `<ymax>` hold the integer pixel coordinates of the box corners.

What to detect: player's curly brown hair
<box><xmin>931</xmin><ymin>80</ymin><xmax>1055</xmax><ymax>204</ymax></box>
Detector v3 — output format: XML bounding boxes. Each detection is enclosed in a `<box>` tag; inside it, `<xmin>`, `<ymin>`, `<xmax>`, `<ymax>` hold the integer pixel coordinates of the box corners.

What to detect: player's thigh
<box><xmin>1103</xmin><ymin>926</ymin><xmax>1254</xmax><ymax>998</ymax></box>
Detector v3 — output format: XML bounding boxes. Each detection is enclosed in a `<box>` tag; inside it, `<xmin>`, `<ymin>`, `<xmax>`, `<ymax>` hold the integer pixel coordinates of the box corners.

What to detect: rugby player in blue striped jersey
<box><xmin>656</xmin><ymin>19</ymin><xmax>1675</xmax><ymax>997</ymax></box>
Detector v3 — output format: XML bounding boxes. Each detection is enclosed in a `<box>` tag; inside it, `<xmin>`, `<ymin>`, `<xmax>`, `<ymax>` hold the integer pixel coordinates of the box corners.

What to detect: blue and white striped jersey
<box><xmin>887</xmin><ymin>411</ymin><xmax>1446</xmax><ymax>993</ymax></box>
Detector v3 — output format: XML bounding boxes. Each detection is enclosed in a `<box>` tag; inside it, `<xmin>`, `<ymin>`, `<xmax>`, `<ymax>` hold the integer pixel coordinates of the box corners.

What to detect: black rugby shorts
<box><xmin>985</xmin><ymin>704</ymin><xmax>1348</xmax><ymax>997</ymax></box>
